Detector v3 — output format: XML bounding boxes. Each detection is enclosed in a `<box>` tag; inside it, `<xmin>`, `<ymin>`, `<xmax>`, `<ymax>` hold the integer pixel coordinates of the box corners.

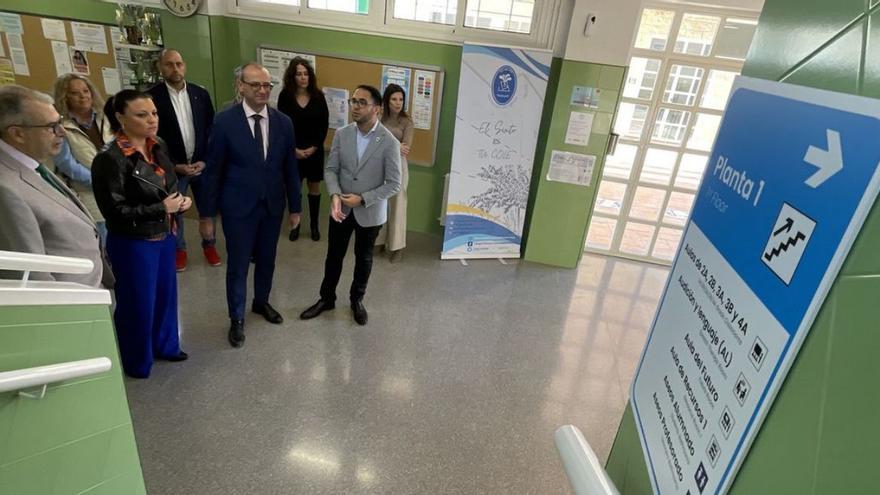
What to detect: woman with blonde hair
<box><xmin>53</xmin><ymin>73</ymin><xmax>115</xmax><ymax>242</ymax></box>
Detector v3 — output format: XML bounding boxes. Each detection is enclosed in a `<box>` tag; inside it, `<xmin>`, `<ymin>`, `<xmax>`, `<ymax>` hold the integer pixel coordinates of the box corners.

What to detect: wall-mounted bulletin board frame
<box><xmin>258</xmin><ymin>45</ymin><xmax>444</xmax><ymax>167</ymax></box>
<box><xmin>0</xmin><ymin>11</ymin><xmax>123</xmax><ymax>99</ymax></box>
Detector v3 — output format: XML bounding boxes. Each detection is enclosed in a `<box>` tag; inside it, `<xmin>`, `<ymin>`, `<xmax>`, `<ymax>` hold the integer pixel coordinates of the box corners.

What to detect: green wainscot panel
<box><xmin>0</xmin><ymin>305</ymin><xmax>145</xmax><ymax>495</ymax></box>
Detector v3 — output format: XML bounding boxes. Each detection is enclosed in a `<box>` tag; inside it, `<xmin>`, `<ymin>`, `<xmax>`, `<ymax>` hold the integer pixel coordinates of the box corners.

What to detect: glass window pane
<box><xmin>595</xmin><ymin>181</ymin><xmax>627</xmax><ymax>216</ymax></box>
<box><xmin>394</xmin><ymin>0</ymin><xmax>456</xmax><ymax>24</ymax></box>
<box><xmin>615</xmin><ymin>102</ymin><xmax>650</xmax><ymax>141</ymax></box>
<box><xmin>652</xmin><ymin>227</ymin><xmax>683</xmax><ymax>260</ymax></box>
<box><xmin>664</xmin><ymin>191</ymin><xmax>695</xmax><ymax>225</ymax></box>
<box><xmin>700</xmin><ymin>69</ymin><xmax>737</xmax><ymax>110</ymax></box>
<box><xmin>634</xmin><ymin>9</ymin><xmax>675</xmax><ymax>51</ymax></box>
<box><xmin>624</xmin><ymin>58</ymin><xmax>662</xmax><ymax>100</ymax></box>
<box><xmin>687</xmin><ymin>113</ymin><xmax>721</xmax><ymax>151</ymax></box>
<box><xmin>620</xmin><ymin>222</ymin><xmax>656</xmax><ymax>256</ymax></box>
<box><xmin>630</xmin><ymin>186</ymin><xmax>666</xmax><ymax>221</ymax></box>
<box><xmin>674</xmin><ymin>14</ymin><xmax>721</xmax><ymax>56</ymax></box>
<box><xmin>663</xmin><ymin>64</ymin><xmax>704</xmax><ymax>106</ymax></box>
<box><xmin>586</xmin><ymin>216</ymin><xmax>618</xmax><ymax>250</ymax></box>
<box><xmin>640</xmin><ymin>148</ymin><xmax>678</xmax><ymax>185</ymax></box>
<box><xmin>604</xmin><ymin>143</ymin><xmax>638</xmax><ymax>180</ymax></box>
<box><xmin>464</xmin><ymin>0</ymin><xmax>534</xmax><ymax>34</ymax></box>
<box><xmin>309</xmin><ymin>0</ymin><xmax>368</xmax><ymax>13</ymax></box>
<box><xmin>716</xmin><ymin>18</ymin><xmax>757</xmax><ymax>60</ymax></box>
<box><xmin>651</xmin><ymin>107</ymin><xmax>691</xmax><ymax>145</ymax></box>
<box><xmin>675</xmin><ymin>153</ymin><xmax>708</xmax><ymax>190</ymax></box>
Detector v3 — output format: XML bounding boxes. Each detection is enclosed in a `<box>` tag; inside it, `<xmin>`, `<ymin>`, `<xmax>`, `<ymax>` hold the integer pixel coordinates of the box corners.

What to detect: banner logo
<box><xmin>492</xmin><ymin>65</ymin><xmax>517</xmax><ymax>106</ymax></box>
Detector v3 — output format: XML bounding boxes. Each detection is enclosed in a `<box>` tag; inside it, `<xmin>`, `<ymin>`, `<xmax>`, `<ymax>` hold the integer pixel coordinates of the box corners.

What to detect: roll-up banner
<box><xmin>441</xmin><ymin>43</ymin><xmax>551</xmax><ymax>259</ymax></box>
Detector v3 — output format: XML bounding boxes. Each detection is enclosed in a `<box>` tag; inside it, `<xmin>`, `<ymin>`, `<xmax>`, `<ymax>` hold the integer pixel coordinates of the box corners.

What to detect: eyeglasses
<box><xmin>8</xmin><ymin>119</ymin><xmax>65</xmax><ymax>136</ymax></box>
<box><xmin>241</xmin><ymin>80</ymin><xmax>274</xmax><ymax>91</ymax></box>
<box><xmin>348</xmin><ymin>98</ymin><xmax>374</xmax><ymax>107</ymax></box>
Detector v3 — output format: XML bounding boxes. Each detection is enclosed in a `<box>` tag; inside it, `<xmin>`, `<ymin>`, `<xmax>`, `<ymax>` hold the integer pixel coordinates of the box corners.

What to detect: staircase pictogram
<box><xmin>763</xmin><ymin>231</ymin><xmax>807</xmax><ymax>262</ymax></box>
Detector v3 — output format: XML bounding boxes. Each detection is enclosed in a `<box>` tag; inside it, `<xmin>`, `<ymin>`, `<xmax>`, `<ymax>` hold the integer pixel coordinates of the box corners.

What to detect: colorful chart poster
<box><xmin>631</xmin><ymin>77</ymin><xmax>880</xmax><ymax>494</ymax></box>
<box><xmin>441</xmin><ymin>44</ymin><xmax>551</xmax><ymax>259</ymax></box>
<box><xmin>411</xmin><ymin>70</ymin><xmax>434</xmax><ymax>130</ymax></box>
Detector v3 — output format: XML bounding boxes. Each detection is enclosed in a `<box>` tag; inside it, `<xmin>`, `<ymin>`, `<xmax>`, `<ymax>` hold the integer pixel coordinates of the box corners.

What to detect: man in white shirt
<box><xmin>0</xmin><ymin>85</ymin><xmax>104</xmax><ymax>287</ymax></box>
<box><xmin>149</xmin><ymin>49</ymin><xmax>219</xmax><ymax>272</ymax></box>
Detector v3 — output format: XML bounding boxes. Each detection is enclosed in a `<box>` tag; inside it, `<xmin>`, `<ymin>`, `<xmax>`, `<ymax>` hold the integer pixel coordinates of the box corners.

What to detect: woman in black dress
<box><xmin>278</xmin><ymin>57</ymin><xmax>329</xmax><ymax>241</ymax></box>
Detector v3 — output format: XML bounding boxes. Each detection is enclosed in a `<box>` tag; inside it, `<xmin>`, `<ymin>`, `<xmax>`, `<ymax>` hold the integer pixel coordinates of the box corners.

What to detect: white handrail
<box><xmin>0</xmin><ymin>250</ymin><xmax>94</xmax><ymax>275</ymax></box>
<box><xmin>0</xmin><ymin>357</ymin><xmax>112</xmax><ymax>397</ymax></box>
<box><xmin>555</xmin><ymin>425</ymin><xmax>620</xmax><ymax>495</ymax></box>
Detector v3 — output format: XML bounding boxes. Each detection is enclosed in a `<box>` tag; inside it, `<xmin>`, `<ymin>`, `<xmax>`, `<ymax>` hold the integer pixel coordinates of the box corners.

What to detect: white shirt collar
<box><xmin>0</xmin><ymin>138</ymin><xmax>40</xmax><ymax>171</ymax></box>
<box><xmin>242</xmin><ymin>100</ymin><xmax>269</xmax><ymax>120</ymax></box>
<box><xmin>166</xmin><ymin>81</ymin><xmax>188</xmax><ymax>95</ymax></box>
<box><xmin>356</xmin><ymin>118</ymin><xmax>379</xmax><ymax>137</ymax></box>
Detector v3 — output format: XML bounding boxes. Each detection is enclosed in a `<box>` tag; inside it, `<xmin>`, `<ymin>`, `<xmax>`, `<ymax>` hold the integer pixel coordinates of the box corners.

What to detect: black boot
<box><xmin>308</xmin><ymin>194</ymin><xmax>321</xmax><ymax>241</ymax></box>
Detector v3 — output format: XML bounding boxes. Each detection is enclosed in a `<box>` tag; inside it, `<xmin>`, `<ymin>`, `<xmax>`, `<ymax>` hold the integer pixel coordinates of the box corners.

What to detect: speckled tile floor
<box><xmin>124</xmin><ymin>219</ymin><xmax>669</xmax><ymax>494</ymax></box>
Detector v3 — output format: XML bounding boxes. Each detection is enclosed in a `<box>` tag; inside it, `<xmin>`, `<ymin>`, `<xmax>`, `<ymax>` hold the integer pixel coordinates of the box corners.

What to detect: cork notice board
<box><xmin>259</xmin><ymin>45</ymin><xmax>444</xmax><ymax>167</ymax></box>
<box><xmin>0</xmin><ymin>11</ymin><xmax>118</xmax><ymax>98</ymax></box>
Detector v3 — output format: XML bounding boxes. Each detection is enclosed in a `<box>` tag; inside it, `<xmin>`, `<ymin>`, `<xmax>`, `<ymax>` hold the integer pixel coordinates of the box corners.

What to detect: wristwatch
<box><xmin>360</xmin><ymin>197</ymin><xmax>366</xmax><ymax>207</ymax></box>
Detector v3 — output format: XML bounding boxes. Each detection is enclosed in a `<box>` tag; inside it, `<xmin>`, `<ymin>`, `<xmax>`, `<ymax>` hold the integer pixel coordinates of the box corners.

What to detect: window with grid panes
<box><xmin>585</xmin><ymin>5</ymin><xmax>758</xmax><ymax>264</ymax></box>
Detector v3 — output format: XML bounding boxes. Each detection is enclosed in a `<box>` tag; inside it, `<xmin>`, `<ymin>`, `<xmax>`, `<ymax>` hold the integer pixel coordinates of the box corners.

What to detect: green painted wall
<box><xmin>605</xmin><ymin>2</ymin><xmax>880</xmax><ymax>493</ymax></box>
<box><xmin>523</xmin><ymin>60</ymin><xmax>625</xmax><ymax>268</ymax></box>
<box><xmin>0</xmin><ymin>305</ymin><xmax>146</xmax><ymax>494</ymax></box>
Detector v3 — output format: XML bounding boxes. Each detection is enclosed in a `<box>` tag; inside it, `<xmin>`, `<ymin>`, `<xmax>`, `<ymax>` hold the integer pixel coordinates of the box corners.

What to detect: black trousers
<box><xmin>319</xmin><ymin>213</ymin><xmax>382</xmax><ymax>303</ymax></box>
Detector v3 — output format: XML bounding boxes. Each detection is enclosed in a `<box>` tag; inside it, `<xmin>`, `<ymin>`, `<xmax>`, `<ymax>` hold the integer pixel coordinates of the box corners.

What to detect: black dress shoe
<box><xmin>300</xmin><ymin>299</ymin><xmax>335</xmax><ymax>319</ymax></box>
<box><xmin>164</xmin><ymin>351</ymin><xmax>189</xmax><ymax>362</ymax></box>
<box><xmin>311</xmin><ymin>229</ymin><xmax>320</xmax><ymax>241</ymax></box>
<box><xmin>351</xmin><ymin>300</ymin><xmax>368</xmax><ymax>326</ymax></box>
<box><xmin>289</xmin><ymin>224</ymin><xmax>300</xmax><ymax>241</ymax></box>
<box><xmin>228</xmin><ymin>319</ymin><xmax>245</xmax><ymax>348</ymax></box>
<box><xmin>252</xmin><ymin>302</ymin><xmax>283</xmax><ymax>324</ymax></box>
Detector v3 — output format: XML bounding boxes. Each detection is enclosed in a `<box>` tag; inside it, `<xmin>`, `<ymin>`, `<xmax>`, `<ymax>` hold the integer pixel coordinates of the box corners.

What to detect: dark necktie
<box><xmin>35</xmin><ymin>164</ymin><xmax>67</xmax><ymax>196</ymax></box>
<box><xmin>252</xmin><ymin>114</ymin><xmax>265</xmax><ymax>161</ymax></box>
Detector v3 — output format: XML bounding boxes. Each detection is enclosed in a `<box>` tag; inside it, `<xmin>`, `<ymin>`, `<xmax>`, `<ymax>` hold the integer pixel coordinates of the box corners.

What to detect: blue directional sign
<box><xmin>631</xmin><ymin>77</ymin><xmax>880</xmax><ymax>494</ymax></box>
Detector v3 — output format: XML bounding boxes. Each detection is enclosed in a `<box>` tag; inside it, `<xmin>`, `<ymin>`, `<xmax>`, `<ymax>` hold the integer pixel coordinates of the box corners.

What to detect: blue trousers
<box><xmin>107</xmin><ymin>233</ymin><xmax>181</xmax><ymax>378</ymax></box>
<box><xmin>222</xmin><ymin>201</ymin><xmax>283</xmax><ymax>320</ymax></box>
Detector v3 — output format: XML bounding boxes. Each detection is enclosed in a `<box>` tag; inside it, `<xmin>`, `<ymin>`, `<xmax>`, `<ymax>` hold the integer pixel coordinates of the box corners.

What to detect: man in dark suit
<box><xmin>0</xmin><ymin>85</ymin><xmax>104</xmax><ymax>287</ymax></box>
<box><xmin>202</xmin><ymin>63</ymin><xmax>301</xmax><ymax>348</ymax></box>
<box><xmin>149</xmin><ymin>49</ymin><xmax>220</xmax><ymax>272</ymax></box>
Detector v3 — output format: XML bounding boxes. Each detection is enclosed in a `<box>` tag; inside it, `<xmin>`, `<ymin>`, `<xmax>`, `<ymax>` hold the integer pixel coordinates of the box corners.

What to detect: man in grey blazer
<box><xmin>0</xmin><ymin>85</ymin><xmax>103</xmax><ymax>287</ymax></box>
<box><xmin>300</xmin><ymin>84</ymin><xmax>401</xmax><ymax>325</ymax></box>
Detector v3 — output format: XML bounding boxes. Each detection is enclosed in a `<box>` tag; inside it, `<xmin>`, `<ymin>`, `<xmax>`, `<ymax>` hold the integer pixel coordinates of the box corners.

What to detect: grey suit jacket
<box><xmin>0</xmin><ymin>145</ymin><xmax>104</xmax><ymax>287</ymax></box>
<box><xmin>324</xmin><ymin>122</ymin><xmax>401</xmax><ymax>227</ymax></box>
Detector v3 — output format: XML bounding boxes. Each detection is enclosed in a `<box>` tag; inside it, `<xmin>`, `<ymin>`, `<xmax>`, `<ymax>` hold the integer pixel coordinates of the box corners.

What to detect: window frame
<box><xmin>230</xmin><ymin>0</ymin><xmax>561</xmax><ymax>49</ymax></box>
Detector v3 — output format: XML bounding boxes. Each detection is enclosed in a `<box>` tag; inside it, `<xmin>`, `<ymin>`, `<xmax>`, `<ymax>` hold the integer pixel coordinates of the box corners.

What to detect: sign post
<box><xmin>631</xmin><ymin>77</ymin><xmax>880</xmax><ymax>494</ymax></box>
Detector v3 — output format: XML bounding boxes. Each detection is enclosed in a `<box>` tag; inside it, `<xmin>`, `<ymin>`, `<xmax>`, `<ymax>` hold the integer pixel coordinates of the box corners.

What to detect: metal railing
<box><xmin>0</xmin><ymin>357</ymin><xmax>112</xmax><ymax>399</ymax></box>
<box><xmin>555</xmin><ymin>425</ymin><xmax>620</xmax><ymax>495</ymax></box>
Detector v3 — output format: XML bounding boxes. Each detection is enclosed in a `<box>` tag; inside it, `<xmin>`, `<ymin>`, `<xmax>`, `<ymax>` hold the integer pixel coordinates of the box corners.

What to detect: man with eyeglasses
<box><xmin>300</xmin><ymin>85</ymin><xmax>401</xmax><ymax>326</ymax></box>
<box><xmin>0</xmin><ymin>84</ymin><xmax>104</xmax><ymax>287</ymax></box>
<box><xmin>202</xmin><ymin>62</ymin><xmax>301</xmax><ymax>348</ymax></box>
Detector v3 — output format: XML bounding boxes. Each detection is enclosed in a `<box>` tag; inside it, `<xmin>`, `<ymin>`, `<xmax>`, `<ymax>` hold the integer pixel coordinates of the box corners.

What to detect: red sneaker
<box><xmin>175</xmin><ymin>249</ymin><xmax>187</xmax><ymax>272</ymax></box>
<box><xmin>203</xmin><ymin>244</ymin><xmax>222</xmax><ymax>266</ymax></box>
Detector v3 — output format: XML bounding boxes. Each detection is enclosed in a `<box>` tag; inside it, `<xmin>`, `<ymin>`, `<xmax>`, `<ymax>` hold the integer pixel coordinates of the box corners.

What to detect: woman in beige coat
<box><xmin>53</xmin><ymin>74</ymin><xmax>115</xmax><ymax>243</ymax></box>
<box><xmin>376</xmin><ymin>83</ymin><xmax>413</xmax><ymax>262</ymax></box>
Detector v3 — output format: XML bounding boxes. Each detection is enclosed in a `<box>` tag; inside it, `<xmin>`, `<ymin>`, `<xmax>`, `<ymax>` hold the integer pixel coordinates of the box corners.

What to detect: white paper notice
<box><xmin>0</xmin><ymin>13</ymin><xmax>23</xmax><ymax>35</ymax></box>
<box><xmin>411</xmin><ymin>70</ymin><xmax>435</xmax><ymax>130</ymax></box>
<box><xmin>109</xmin><ymin>27</ymin><xmax>123</xmax><ymax>48</ymax></box>
<box><xmin>51</xmin><ymin>41</ymin><xmax>72</xmax><ymax>76</ymax></box>
<box><xmin>6</xmin><ymin>34</ymin><xmax>29</xmax><ymax>76</ymax></box>
<box><xmin>102</xmin><ymin>67</ymin><xmax>122</xmax><ymax>95</ymax></box>
<box><xmin>547</xmin><ymin>150</ymin><xmax>595</xmax><ymax>186</ymax></box>
<box><xmin>42</xmin><ymin>19</ymin><xmax>68</xmax><ymax>41</ymax></box>
<box><xmin>564</xmin><ymin>111</ymin><xmax>594</xmax><ymax>146</ymax></box>
<box><xmin>323</xmin><ymin>87</ymin><xmax>349</xmax><ymax>130</ymax></box>
<box><xmin>260</xmin><ymin>49</ymin><xmax>315</xmax><ymax>105</ymax></box>
<box><xmin>71</xmin><ymin>22</ymin><xmax>108</xmax><ymax>54</ymax></box>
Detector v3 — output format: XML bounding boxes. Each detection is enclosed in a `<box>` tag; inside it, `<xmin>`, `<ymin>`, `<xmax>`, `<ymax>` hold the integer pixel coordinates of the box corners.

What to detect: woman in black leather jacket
<box><xmin>92</xmin><ymin>90</ymin><xmax>191</xmax><ymax>378</ymax></box>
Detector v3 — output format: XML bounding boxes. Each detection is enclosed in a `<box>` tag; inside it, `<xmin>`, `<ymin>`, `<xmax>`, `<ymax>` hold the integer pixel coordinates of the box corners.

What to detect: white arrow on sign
<box><xmin>803</xmin><ymin>129</ymin><xmax>843</xmax><ymax>188</ymax></box>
